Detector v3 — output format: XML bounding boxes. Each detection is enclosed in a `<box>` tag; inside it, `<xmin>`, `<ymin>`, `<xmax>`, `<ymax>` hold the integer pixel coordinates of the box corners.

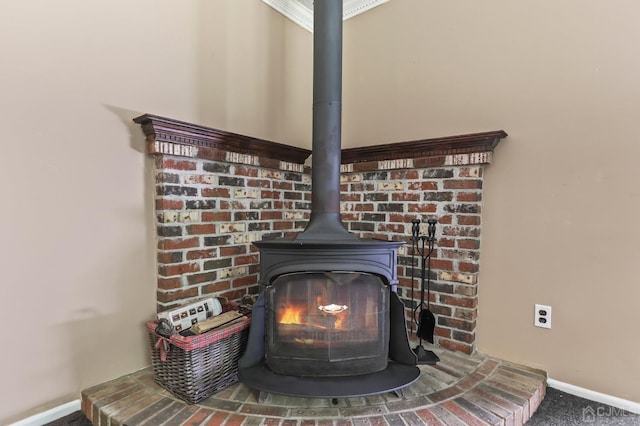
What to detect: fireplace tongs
<box><xmin>410</xmin><ymin>219</ymin><xmax>440</xmax><ymax>365</ymax></box>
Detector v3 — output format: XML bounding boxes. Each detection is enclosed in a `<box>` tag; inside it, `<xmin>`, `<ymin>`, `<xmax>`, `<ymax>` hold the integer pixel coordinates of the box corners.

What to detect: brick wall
<box><xmin>340</xmin><ymin>157</ymin><xmax>489</xmax><ymax>354</ymax></box>
<box><xmin>135</xmin><ymin>114</ymin><xmax>506</xmax><ymax>355</ymax></box>
<box><xmin>154</xmin><ymin>154</ymin><xmax>310</xmax><ymax>309</ymax></box>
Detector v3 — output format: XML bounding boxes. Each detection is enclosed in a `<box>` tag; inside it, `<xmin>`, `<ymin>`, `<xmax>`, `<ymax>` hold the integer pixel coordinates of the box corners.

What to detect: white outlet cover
<box><xmin>262</xmin><ymin>0</ymin><xmax>391</xmax><ymax>32</ymax></box>
<box><xmin>534</xmin><ymin>304</ymin><xmax>552</xmax><ymax>329</ymax></box>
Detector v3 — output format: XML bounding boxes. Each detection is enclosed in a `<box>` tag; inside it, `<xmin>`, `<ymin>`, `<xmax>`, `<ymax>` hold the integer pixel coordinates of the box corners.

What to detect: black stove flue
<box><xmin>296</xmin><ymin>0</ymin><xmax>354</xmax><ymax>242</ymax></box>
<box><xmin>237</xmin><ymin>0</ymin><xmax>419</xmax><ymax>398</ymax></box>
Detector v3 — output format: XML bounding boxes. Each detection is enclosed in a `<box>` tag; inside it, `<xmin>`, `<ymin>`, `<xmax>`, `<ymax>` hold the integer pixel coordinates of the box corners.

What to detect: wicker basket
<box><xmin>145</xmin><ymin>315</ymin><xmax>250</xmax><ymax>404</ymax></box>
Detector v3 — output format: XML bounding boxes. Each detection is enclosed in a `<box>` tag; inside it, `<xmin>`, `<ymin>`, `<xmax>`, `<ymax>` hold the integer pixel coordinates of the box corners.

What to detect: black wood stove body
<box><xmin>237</xmin><ymin>0</ymin><xmax>419</xmax><ymax>398</ymax></box>
<box><xmin>238</xmin><ymin>238</ymin><xmax>420</xmax><ymax>398</ymax></box>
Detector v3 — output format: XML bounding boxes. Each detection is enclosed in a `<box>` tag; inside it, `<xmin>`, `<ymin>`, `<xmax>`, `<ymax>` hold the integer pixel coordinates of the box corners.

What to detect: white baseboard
<box><xmin>11</xmin><ymin>399</ymin><xmax>81</xmax><ymax>426</ymax></box>
<box><xmin>547</xmin><ymin>378</ymin><xmax>640</xmax><ymax>415</ymax></box>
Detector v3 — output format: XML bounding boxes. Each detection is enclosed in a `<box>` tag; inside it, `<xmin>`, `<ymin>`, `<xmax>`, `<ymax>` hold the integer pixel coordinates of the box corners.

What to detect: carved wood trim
<box><xmin>133</xmin><ymin>114</ymin><xmax>312</xmax><ymax>165</ymax></box>
<box><xmin>134</xmin><ymin>114</ymin><xmax>506</xmax><ymax>166</ymax></box>
<box><xmin>340</xmin><ymin>130</ymin><xmax>508</xmax><ymax>164</ymax></box>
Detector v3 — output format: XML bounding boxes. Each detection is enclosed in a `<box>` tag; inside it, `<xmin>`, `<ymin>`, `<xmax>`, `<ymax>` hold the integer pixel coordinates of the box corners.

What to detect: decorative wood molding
<box><xmin>340</xmin><ymin>130</ymin><xmax>508</xmax><ymax>164</ymax></box>
<box><xmin>134</xmin><ymin>114</ymin><xmax>506</xmax><ymax>168</ymax></box>
<box><xmin>262</xmin><ymin>0</ymin><xmax>391</xmax><ymax>32</ymax></box>
<box><xmin>133</xmin><ymin>114</ymin><xmax>311</xmax><ymax>165</ymax></box>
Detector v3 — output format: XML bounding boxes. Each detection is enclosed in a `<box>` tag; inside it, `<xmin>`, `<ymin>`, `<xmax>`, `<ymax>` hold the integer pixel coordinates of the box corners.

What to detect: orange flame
<box><xmin>278</xmin><ymin>302</ymin><xmax>349</xmax><ymax>330</ymax></box>
<box><xmin>279</xmin><ymin>305</ymin><xmax>304</xmax><ymax>325</ymax></box>
<box><xmin>334</xmin><ymin>312</ymin><xmax>346</xmax><ymax>329</ymax></box>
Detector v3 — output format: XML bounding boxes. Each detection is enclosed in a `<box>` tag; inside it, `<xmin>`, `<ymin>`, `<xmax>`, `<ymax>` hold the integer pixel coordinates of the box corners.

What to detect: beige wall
<box><xmin>337</xmin><ymin>0</ymin><xmax>640</xmax><ymax>403</ymax></box>
<box><xmin>0</xmin><ymin>0</ymin><xmax>296</xmax><ymax>423</ymax></box>
<box><xmin>3</xmin><ymin>0</ymin><xmax>638</xmax><ymax>422</ymax></box>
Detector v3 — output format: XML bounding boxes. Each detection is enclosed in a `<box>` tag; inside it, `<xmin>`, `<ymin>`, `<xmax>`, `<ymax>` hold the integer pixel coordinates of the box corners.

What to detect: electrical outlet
<box><xmin>534</xmin><ymin>304</ymin><xmax>552</xmax><ymax>329</ymax></box>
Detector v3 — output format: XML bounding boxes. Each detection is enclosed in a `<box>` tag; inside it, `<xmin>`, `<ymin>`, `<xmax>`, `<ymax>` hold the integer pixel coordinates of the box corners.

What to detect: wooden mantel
<box><xmin>134</xmin><ymin>114</ymin><xmax>507</xmax><ymax>166</ymax></box>
<box><xmin>133</xmin><ymin>114</ymin><xmax>312</xmax><ymax>165</ymax></box>
<box><xmin>341</xmin><ymin>131</ymin><xmax>508</xmax><ymax>164</ymax></box>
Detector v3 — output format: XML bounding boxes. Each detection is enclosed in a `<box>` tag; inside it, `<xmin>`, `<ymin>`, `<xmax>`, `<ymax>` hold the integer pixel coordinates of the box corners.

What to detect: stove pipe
<box><xmin>296</xmin><ymin>0</ymin><xmax>357</xmax><ymax>241</ymax></box>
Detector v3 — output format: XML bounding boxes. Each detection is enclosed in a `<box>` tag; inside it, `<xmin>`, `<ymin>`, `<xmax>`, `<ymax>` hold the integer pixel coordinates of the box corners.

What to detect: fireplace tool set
<box><xmin>410</xmin><ymin>218</ymin><xmax>440</xmax><ymax>364</ymax></box>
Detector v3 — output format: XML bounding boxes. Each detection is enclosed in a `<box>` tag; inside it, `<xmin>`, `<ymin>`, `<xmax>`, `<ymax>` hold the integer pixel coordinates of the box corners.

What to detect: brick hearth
<box><xmin>82</xmin><ymin>347</ymin><xmax>546</xmax><ymax>425</ymax></box>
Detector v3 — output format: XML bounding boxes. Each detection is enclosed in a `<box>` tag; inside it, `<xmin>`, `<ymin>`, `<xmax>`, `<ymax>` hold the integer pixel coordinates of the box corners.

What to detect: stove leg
<box><xmin>393</xmin><ymin>389</ymin><xmax>405</xmax><ymax>398</ymax></box>
<box><xmin>258</xmin><ymin>391</ymin><xmax>269</xmax><ymax>404</ymax></box>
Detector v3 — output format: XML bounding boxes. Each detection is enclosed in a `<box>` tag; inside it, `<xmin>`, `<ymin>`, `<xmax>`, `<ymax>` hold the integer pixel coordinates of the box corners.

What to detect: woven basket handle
<box><xmin>155</xmin><ymin>337</ymin><xmax>171</xmax><ymax>361</ymax></box>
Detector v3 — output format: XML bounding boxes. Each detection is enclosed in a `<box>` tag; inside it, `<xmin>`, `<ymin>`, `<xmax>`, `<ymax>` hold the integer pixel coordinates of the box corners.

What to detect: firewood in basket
<box><xmin>190</xmin><ymin>310</ymin><xmax>244</xmax><ymax>334</ymax></box>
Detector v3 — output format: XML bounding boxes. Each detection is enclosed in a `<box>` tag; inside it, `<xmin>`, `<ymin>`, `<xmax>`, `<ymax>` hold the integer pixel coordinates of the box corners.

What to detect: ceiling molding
<box><xmin>262</xmin><ymin>0</ymin><xmax>390</xmax><ymax>32</ymax></box>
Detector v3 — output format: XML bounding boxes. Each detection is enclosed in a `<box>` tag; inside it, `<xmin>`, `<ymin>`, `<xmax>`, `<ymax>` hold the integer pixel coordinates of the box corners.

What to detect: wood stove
<box><xmin>238</xmin><ymin>238</ymin><xmax>420</xmax><ymax>398</ymax></box>
<box><xmin>238</xmin><ymin>0</ymin><xmax>420</xmax><ymax>398</ymax></box>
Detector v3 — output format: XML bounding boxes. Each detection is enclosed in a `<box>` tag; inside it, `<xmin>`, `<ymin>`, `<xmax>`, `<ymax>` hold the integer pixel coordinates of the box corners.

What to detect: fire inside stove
<box><xmin>265</xmin><ymin>271</ymin><xmax>390</xmax><ymax>377</ymax></box>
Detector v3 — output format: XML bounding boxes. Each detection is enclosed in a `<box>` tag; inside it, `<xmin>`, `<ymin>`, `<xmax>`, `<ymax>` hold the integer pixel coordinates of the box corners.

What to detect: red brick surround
<box><xmin>134</xmin><ymin>114</ymin><xmax>507</xmax><ymax>354</ymax></box>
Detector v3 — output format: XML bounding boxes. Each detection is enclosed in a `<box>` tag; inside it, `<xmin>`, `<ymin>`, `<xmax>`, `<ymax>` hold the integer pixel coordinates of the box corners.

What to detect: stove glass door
<box><xmin>266</xmin><ymin>271</ymin><xmax>389</xmax><ymax>377</ymax></box>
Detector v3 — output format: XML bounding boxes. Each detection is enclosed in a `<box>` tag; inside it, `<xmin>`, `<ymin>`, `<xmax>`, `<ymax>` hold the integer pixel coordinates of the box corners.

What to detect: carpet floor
<box><xmin>45</xmin><ymin>387</ymin><xmax>639</xmax><ymax>425</ymax></box>
<box><xmin>526</xmin><ymin>387</ymin><xmax>639</xmax><ymax>426</ymax></box>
